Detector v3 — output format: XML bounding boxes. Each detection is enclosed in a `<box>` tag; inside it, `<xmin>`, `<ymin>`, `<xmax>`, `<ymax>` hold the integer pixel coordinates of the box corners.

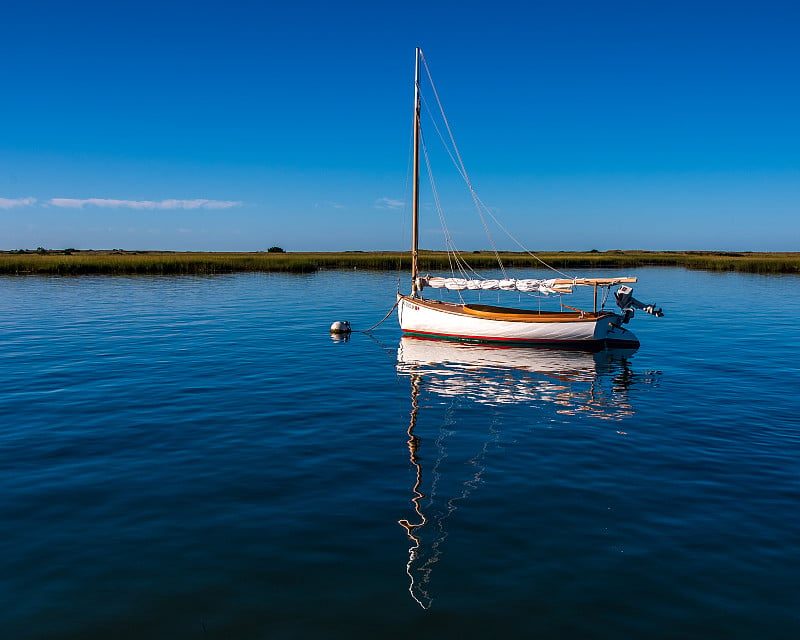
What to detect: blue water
<box><xmin>1</xmin><ymin>269</ymin><xmax>799</xmax><ymax>639</ymax></box>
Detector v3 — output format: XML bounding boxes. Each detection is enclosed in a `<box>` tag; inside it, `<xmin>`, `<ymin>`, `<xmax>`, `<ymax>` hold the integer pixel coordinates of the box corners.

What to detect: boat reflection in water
<box><xmin>397</xmin><ymin>336</ymin><xmax>641</xmax><ymax>417</ymax></box>
<box><xmin>395</xmin><ymin>337</ymin><xmax>650</xmax><ymax>609</ymax></box>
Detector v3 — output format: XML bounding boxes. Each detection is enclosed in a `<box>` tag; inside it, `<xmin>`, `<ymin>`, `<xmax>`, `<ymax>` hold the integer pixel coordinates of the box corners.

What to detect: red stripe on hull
<box><xmin>400</xmin><ymin>329</ymin><xmax>640</xmax><ymax>351</ymax></box>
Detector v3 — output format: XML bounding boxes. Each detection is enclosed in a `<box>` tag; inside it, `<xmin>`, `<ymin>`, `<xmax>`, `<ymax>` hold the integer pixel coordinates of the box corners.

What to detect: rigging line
<box><xmin>420</xmin><ymin>133</ymin><xmax>474</xmax><ymax>304</ymax></box>
<box><xmin>600</xmin><ymin>284</ymin><xmax>611</xmax><ymax>310</ymax></box>
<box><xmin>419</xmin><ymin>91</ymin><xmax>492</xmax><ymax>278</ymax></box>
<box><xmin>451</xmin><ymin>247</ymin><xmax>488</xmax><ymax>281</ymax></box>
<box><xmin>420</xmin><ymin>133</ymin><xmax>458</xmax><ymax>278</ymax></box>
<box><xmin>419</xmin><ymin>52</ymin><xmax>570</xmax><ymax>281</ymax></box>
<box><xmin>418</xmin><ymin>94</ymin><xmax>490</xmax><ymax>283</ymax></box>
<box><xmin>420</xmin><ymin>57</ymin><xmax>556</xmax><ymax>286</ymax></box>
<box><xmin>420</xmin><ymin>95</ymin><xmax>466</xmax><ymax>182</ymax></box>
<box><xmin>419</xmin><ymin>91</ymin><xmax>507</xmax><ymax>278</ymax></box>
<box><xmin>418</xmin><ymin>98</ymin><xmax>495</xmax><ymax>284</ymax></box>
<box><xmin>423</xmin><ymin>171</ymin><xmax>465</xmax><ymax>307</ymax></box>
<box><xmin>470</xmin><ymin>191</ymin><xmax>573</xmax><ymax>279</ymax></box>
<box><xmin>420</xmin><ymin>53</ymin><xmax>507</xmax><ymax>278</ymax></box>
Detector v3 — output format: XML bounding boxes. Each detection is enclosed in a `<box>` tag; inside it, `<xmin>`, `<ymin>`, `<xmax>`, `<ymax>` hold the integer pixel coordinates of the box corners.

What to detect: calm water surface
<box><xmin>1</xmin><ymin>268</ymin><xmax>799</xmax><ymax>639</ymax></box>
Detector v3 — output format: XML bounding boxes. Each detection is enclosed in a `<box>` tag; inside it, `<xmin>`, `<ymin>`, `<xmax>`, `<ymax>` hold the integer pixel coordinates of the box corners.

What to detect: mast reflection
<box><xmin>397</xmin><ymin>374</ymin><xmax>432</xmax><ymax>609</ymax></box>
<box><xmin>396</xmin><ymin>337</ymin><xmax>650</xmax><ymax>608</ymax></box>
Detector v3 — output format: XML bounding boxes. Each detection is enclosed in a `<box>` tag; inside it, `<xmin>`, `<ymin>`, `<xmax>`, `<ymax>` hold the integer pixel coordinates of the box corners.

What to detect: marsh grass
<box><xmin>1</xmin><ymin>250</ymin><xmax>798</xmax><ymax>275</ymax></box>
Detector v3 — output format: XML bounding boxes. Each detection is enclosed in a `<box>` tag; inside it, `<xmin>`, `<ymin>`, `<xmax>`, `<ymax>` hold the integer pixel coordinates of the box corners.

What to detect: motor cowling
<box><xmin>615</xmin><ymin>285</ymin><xmax>663</xmax><ymax>319</ymax></box>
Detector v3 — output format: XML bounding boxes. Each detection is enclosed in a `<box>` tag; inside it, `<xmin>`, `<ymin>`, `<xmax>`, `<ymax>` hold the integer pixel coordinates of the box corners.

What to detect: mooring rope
<box><xmin>361</xmin><ymin>298</ymin><xmax>400</xmax><ymax>333</ymax></box>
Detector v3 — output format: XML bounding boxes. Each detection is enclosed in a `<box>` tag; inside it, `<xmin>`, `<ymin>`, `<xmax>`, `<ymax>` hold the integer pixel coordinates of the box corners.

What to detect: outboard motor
<box><xmin>614</xmin><ymin>285</ymin><xmax>663</xmax><ymax>323</ymax></box>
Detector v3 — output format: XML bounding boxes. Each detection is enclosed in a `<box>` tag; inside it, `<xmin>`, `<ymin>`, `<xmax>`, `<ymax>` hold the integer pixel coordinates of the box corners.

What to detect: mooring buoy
<box><xmin>330</xmin><ymin>321</ymin><xmax>351</xmax><ymax>334</ymax></box>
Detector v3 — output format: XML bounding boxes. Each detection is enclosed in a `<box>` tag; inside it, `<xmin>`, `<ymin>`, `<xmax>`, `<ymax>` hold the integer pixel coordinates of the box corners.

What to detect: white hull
<box><xmin>398</xmin><ymin>295</ymin><xmax>638</xmax><ymax>348</ymax></box>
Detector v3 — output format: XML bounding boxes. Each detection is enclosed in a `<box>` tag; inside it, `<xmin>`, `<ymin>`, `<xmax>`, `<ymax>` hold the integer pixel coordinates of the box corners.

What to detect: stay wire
<box><xmin>420</xmin><ymin>54</ymin><xmax>507</xmax><ymax>278</ymax></box>
<box><xmin>418</xmin><ymin>51</ymin><xmax>572</xmax><ymax>281</ymax></box>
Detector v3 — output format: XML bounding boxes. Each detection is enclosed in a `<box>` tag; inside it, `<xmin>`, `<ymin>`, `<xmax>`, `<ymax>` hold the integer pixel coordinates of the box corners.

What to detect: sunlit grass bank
<box><xmin>1</xmin><ymin>250</ymin><xmax>798</xmax><ymax>275</ymax></box>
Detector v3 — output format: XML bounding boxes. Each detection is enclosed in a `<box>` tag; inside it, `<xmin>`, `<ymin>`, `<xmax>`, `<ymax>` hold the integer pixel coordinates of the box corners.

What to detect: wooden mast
<box><xmin>410</xmin><ymin>48</ymin><xmax>421</xmax><ymax>296</ymax></box>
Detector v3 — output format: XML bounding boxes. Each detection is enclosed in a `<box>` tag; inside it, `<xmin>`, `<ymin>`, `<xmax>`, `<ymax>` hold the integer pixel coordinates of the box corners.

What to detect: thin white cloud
<box><xmin>47</xmin><ymin>198</ymin><xmax>243</xmax><ymax>210</ymax></box>
<box><xmin>314</xmin><ymin>201</ymin><xmax>347</xmax><ymax>210</ymax></box>
<box><xmin>375</xmin><ymin>197</ymin><xmax>404</xmax><ymax>210</ymax></box>
<box><xmin>0</xmin><ymin>197</ymin><xmax>37</xmax><ymax>209</ymax></box>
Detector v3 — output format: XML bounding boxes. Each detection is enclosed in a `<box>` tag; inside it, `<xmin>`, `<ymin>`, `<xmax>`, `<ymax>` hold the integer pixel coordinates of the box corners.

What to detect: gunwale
<box><xmin>402</xmin><ymin>295</ymin><xmax>614</xmax><ymax>324</ymax></box>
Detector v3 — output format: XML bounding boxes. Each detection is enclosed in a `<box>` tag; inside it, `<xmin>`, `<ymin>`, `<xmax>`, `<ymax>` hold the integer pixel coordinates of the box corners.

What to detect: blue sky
<box><xmin>1</xmin><ymin>0</ymin><xmax>798</xmax><ymax>251</ymax></box>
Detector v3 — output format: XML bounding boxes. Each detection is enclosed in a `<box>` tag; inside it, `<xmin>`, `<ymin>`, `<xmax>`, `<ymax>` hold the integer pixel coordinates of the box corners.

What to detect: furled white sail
<box><xmin>417</xmin><ymin>276</ymin><xmax>569</xmax><ymax>295</ymax></box>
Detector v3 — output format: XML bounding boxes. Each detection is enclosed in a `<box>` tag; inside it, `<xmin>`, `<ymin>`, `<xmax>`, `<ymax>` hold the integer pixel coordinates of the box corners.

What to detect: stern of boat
<box><xmin>600</xmin><ymin>313</ymin><xmax>640</xmax><ymax>348</ymax></box>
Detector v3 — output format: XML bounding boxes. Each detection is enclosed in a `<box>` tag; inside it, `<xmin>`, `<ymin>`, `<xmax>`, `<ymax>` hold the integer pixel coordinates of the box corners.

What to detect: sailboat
<box><xmin>397</xmin><ymin>48</ymin><xmax>663</xmax><ymax>349</ymax></box>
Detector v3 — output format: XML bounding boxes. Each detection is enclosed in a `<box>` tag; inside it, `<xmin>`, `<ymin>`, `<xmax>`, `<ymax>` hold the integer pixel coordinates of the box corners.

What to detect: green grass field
<box><xmin>1</xmin><ymin>249</ymin><xmax>798</xmax><ymax>275</ymax></box>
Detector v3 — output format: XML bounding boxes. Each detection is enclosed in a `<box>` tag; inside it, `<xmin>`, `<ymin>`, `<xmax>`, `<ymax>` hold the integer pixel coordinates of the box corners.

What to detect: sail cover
<box><xmin>416</xmin><ymin>277</ymin><xmax>570</xmax><ymax>295</ymax></box>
